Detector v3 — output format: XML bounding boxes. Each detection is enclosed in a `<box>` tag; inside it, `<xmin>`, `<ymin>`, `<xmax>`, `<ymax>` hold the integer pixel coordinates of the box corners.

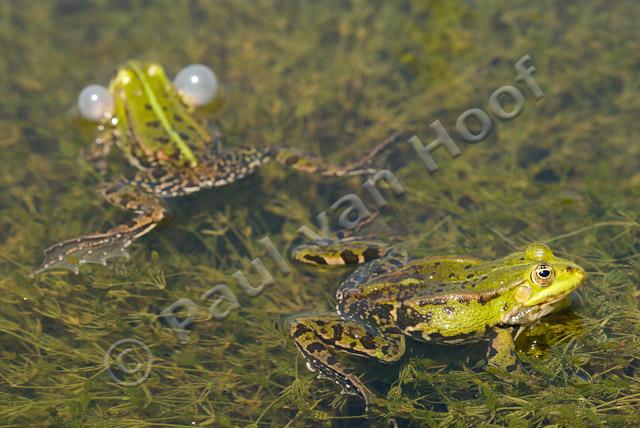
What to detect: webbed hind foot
<box><xmin>34</xmin><ymin>180</ymin><xmax>165</xmax><ymax>275</ymax></box>
<box><xmin>34</xmin><ymin>229</ymin><xmax>135</xmax><ymax>275</ymax></box>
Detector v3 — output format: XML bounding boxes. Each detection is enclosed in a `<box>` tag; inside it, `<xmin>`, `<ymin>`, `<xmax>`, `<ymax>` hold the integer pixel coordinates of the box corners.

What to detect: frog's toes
<box><xmin>34</xmin><ymin>231</ymin><xmax>133</xmax><ymax>275</ymax></box>
<box><xmin>485</xmin><ymin>346</ymin><xmax>525</xmax><ymax>383</ymax></box>
<box><xmin>486</xmin><ymin>358</ymin><xmax>524</xmax><ymax>377</ymax></box>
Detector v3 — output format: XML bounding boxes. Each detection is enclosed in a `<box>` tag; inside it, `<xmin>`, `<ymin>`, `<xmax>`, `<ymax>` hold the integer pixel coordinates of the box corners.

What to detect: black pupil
<box><xmin>539</xmin><ymin>269</ymin><xmax>550</xmax><ymax>278</ymax></box>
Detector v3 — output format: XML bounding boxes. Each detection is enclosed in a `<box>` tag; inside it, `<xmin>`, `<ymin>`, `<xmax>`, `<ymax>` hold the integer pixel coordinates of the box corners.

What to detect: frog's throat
<box><xmin>128</xmin><ymin>62</ymin><xmax>198</xmax><ymax>167</ymax></box>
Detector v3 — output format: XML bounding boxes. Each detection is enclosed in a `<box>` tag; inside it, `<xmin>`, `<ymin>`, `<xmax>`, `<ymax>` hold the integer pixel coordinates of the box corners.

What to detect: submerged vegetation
<box><xmin>1</xmin><ymin>0</ymin><xmax>639</xmax><ymax>426</ymax></box>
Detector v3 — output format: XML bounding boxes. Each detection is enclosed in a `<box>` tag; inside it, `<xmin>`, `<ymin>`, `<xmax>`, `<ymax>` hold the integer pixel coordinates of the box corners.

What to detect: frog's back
<box><xmin>109</xmin><ymin>61</ymin><xmax>212</xmax><ymax>169</ymax></box>
<box><xmin>340</xmin><ymin>255</ymin><xmax>490</xmax><ymax>306</ymax></box>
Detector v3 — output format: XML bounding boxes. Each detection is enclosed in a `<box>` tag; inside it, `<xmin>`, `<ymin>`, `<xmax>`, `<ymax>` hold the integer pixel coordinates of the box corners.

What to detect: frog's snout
<box><xmin>565</xmin><ymin>264</ymin><xmax>587</xmax><ymax>287</ymax></box>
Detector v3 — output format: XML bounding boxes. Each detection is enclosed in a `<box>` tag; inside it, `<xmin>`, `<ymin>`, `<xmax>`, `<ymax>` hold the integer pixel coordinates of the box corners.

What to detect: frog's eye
<box><xmin>531</xmin><ymin>264</ymin><xmax>555</xmax><ymax>286</ymax></box>
<box><xmin>173</xmin><ymin>64</ymin><xmax>218</xmax><ymax>107</ymax></box>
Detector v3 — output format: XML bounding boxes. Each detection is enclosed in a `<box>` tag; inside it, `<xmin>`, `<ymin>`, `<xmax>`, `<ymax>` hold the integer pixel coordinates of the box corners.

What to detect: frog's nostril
<box><xmin>566</xmin><ymin>266</ymin><xmax>573</xmax><ymax>272</ymax></box>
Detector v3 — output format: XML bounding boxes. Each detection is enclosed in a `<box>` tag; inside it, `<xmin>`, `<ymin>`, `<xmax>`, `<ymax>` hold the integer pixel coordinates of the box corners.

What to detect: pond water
<box><xmin>1</xmin><ymin>1</ymin><xmax>639</xmax><ymax>426</ymax></box>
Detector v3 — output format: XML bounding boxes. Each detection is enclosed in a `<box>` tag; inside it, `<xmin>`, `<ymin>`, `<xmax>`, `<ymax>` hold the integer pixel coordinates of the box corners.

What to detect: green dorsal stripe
<box><xmin>129</xmin><ymin>62</ymin><xmax>197</xmax><ymax>166</ymax></box>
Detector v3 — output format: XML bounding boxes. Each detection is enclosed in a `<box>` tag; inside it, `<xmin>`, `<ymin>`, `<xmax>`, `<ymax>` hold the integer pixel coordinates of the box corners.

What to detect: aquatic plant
<box><xmin>0</xmin><ymin>0</ymin><xmax>638</xmax><ymax>426</ymax></box>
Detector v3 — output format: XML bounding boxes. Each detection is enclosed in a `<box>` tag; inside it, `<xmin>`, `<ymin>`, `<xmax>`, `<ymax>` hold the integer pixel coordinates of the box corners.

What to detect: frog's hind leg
<box><xmin>292</xmin><ymin>210</ymin><xmax>406</xmax><ymax>267</ymax></box>
<box><xmin>291</xmin><ymin>236</ymin><xmax>399</xmax><ymax>266</ymax></box>
<box><xmin>289</xmin><ymin>314</ymin><xmax>405</xmax><ymax>404</ymax></box>
<box><xmin>271</xmin><ymin>131</ymin><xmax>401</xmax><ymax>177</ymax></box>
<box><xmin>292</xmin><ymin>234</ymin><xmax>408</xmax><ymax>279</ymax></box>
<box><xmin>34</xmin><ymin>179</ymin><xmax>165</xmax><ymax>275</ymax></box>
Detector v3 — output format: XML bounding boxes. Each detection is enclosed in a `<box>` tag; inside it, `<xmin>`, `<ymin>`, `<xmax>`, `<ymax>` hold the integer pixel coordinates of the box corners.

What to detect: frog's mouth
<box><xmin>505</xmin><ymin>285</ymin><xmax>586</xmax><ymax>325</ymax></box>
<box><xmin>504</xmin><ymin>297</ymin><xmax>570</xmax><ymax>325</ymax></box>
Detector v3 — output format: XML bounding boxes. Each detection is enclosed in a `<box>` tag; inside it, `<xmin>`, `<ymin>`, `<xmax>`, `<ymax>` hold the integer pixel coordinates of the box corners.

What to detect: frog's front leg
<box><xmin>486</xmin><ymin>326</ymin><xmax>522</xmax><ymax>375</ymax></box>
<box><xmin>289</xmin><ymin>315</ymin><xmax>405</xmax><ymax>404</ymax></box>
<box><xmin>34</xmin><ymin>179</ymin><xmax>165</xmax><ymax>274</ymax></box>
<box><xmin>84</xmin><ymin>127</ymin><xmax>118</xmax><ymax>175</ymax></box>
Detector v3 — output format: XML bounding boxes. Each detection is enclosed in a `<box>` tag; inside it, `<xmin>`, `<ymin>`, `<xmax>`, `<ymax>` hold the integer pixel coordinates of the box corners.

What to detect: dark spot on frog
<box><xmin>398</xmin><ymin>307</ymin><xmax>421</xmax><ymax>326</ymax></box>
<box><xmin>151</xmin><ymin>167</ymin><xmax>168</xmax><ymax>179</ymax></box>
<box><xmin>443</xmin><ymin>306</ymin><xmax>455</xmax><ymax>314</ymax></box>
<box><xmin>144</xmin><ymin>103</ymin><xmax>152</xmax><ymax>111</ymax></box>
<box><xmin>146</xmin><ymin>120</ymin><xmax>160</xmax><ymax>128</ymax></box>
<box><xmin>464</xmin><ymin>264</ymin><xmax>472</xmax><ymax>269</ymax></box>
<box><xmin>332</xmin><ymin>323</ymin><xmax>344</xmax><ymax>341</ymax></box>
<box><xmin>467</xmin><ymin>273</ymin><xmax>474</xmax><ymax>279</ymax></box>
<box><xmin>372</xmin><ymin>304</ymin><xmax>394</xmax><ymax>322</ymax></box>
<box><xmin>362</xmin><ymin>247</ymin><xmax>381</xmax><ymax>262</ymax></box>
<box><xmin>155</xmin><ymin>136</ymin><xmax>170</xmax><ymax>144</ymax></box>
<box><xmin>421</xmin><ymin>311</ymin><xmax>433</xmax><ymax>324</ymax></box>
<box><xmin>173</xmin><ymin>113</ymin><xmax>183</xmax><ymax>122</ymax></box>
<box><xmin>448</xmin><ymin>273</ymin><xmax>456</xmax><ymax>278</ymax></box>
<box><xmin>359</xmin><ymin>335</ymin><xmax>376</xmax><ymax>350</ymax></box>
<box><xmin>304</xmin><ymin>255</ymin><xmax>328</xmax><ymax>265</ymax></box>
<box><xmin>534</xmin><ymin>168</ymin><xmax>560</xmax><ymax>183</ymax></box>
<box><xmin>178</xmin><ymin>132</ymin><xmax>190</xmax><ymax>141</ymax></box>
<box><xmin>326</xmin><ymin>355</ymin><xmax>337</xmax><ymax>365</ymax></box>
<box><xmin>292</xmin><ymin>323</ymin><xmax>312</xmax><ymax>337</ymax></box>
<box><xmin>306</xmin><ymin>343</ymin><xmax>324</xmax><ymax>353</ymax></box>
<box><xmin>502</xmin><ymin>303</ymin><xmax>509</xmax><ymax>311</ymax></box>
<box><xmin>477</xmin><ymin>295</ymin><xmax>491</xmax><ymax>305</ymax></box>
<box><xmin>434</xmin><ymin>262</ymin><xmax>441</xmax><ymax>267</ymax></box>
<box><xmin>341</xmin><ymin>250</ymin><xmax>358</xmax><ymax>264</ymax></box>
<box><xmin>285</xmin><ymin>155</ymin><xmax>300</xmax><ymax>165</ymax></box>
<box><xmin>486</xmin><ymin>344</ymin><xmax>498</xmax><ymax>359</ymax></box>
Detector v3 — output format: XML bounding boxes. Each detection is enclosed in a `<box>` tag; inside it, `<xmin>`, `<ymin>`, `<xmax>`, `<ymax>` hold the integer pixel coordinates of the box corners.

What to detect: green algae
<box><xmin>1</xmin><ymin>0</ymin><xmax>639</xmax><ymax>426</ymax></box>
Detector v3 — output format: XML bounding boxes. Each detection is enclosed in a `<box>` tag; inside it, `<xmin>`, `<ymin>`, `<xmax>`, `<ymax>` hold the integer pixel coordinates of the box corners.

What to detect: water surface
<box><xmin>0</xmin><ymin>1</ymin><xmax>639</xmax><ymax>426</ymax></box>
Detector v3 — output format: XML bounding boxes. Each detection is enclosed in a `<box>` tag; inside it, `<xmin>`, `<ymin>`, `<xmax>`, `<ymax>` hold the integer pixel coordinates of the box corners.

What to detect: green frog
<box><xmin>35</xmin><ymin>61</ymin><xmax>395</xmax><ymax>274</ymax></box>
<box><xmin>288</xmin><ymin>239</ymin><xmax>586</xmax><ymax>404</ymax></box>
